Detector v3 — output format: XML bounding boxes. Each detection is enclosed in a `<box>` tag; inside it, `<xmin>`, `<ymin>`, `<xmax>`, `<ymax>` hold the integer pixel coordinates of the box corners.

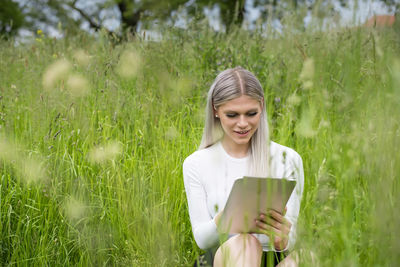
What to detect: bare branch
<box><xmin>67</xmin><ymin>1</ymin><xmax>102</xmax><ymax>31</ymax></box>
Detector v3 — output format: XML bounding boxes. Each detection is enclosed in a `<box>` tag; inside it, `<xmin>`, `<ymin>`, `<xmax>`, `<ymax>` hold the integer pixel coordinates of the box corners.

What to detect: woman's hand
<box><xmin>255</xmin><ymin>208</ymin><xmax>292</xmax><ymax>251</ymax></box>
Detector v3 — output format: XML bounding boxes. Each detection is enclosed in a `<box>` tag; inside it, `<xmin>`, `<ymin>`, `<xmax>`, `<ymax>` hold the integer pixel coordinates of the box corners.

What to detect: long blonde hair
<box><xmin>199</xmin><ymin>67</ymin><xmax>271</xmax><ymax>176</ymax></box>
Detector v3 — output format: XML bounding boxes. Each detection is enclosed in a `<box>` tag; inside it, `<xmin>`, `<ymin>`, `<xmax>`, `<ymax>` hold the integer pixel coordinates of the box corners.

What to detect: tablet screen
<box><xmin>219</xmin><ymin>177</ymin><xmax>296</xmax><ymax>234</ymax></box>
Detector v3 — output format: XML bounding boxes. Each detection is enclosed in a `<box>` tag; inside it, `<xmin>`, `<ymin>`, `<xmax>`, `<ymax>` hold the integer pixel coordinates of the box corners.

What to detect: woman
<box><xmin>183</xmin><ymin>67</ymin><xmax>304</xmax><ymax>267</ymax></box>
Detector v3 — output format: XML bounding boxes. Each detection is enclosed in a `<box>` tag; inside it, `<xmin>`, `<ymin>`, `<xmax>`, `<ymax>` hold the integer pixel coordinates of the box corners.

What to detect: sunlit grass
<box><xmin>0</xmin><ymin>20</ymin><xmax>399</xmax><ymax>266</ymax></box>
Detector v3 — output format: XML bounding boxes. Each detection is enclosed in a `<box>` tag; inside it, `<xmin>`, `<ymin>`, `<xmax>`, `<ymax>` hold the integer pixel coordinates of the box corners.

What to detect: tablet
<box><xmin>218</xmin><ymin>176</ymin><xmax>296</xmax><ymax>234</ymax></box>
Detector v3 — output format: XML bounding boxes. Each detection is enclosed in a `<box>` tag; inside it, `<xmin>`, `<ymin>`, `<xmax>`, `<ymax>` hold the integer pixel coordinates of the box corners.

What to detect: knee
<box><xmin>229</xmin><ymin>233</ymin><xmax>262</xmax><ymax>251</ymax></box>
<box><xmin>214</xmin><ymin>234</ymin><xmax>262</xmax><ymax>267</ymax></box>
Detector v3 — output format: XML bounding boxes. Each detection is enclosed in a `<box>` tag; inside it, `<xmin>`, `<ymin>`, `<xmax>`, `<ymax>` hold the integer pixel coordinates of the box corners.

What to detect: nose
<box><xmin>237</xmin><ymin>115</ymin><xmax>248</xmax><ymax>128</ymax></box>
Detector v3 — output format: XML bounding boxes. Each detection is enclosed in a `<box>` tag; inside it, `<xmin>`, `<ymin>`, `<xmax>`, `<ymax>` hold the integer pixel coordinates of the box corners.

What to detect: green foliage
<box><xmin>0</xmin><ymin>0</ymin><xmax>24</xmax><ymax>37</ymax></box>
<box><xmin>2</xmin><ymin>0</ymin><xmax>398</xmax><ymax>38</ymax></box>
<box><xmin>0</xmin><ymin>20</ymin><xmax>399</xmax><ymax>266</ymax></box>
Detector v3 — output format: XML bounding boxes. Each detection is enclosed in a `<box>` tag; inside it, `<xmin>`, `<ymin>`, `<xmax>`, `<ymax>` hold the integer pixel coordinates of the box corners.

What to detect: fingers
<box><xmin>255</xmin><ymin>215</ymin><xmax>290</xmax><ymax>250</ymax></box>
<box><xmin>256</xmin><ymin>211</ymin><xmax>291</xmax><ymax>234</ymax></box>
<box><xmin>255</xmin><ymin>215</ymin><xmax>287</xmax><ymax>234</ymax></box>
<box><xmin>255</xmin><ymin>219</ymin><xmax>285</xmax><ymax>238</ymax></box>
<box><xmin>259</xmin><ymin>214</ymin><xmax>280</xmax><ymax>229</ymax></box>
<box><xmin>266</xmin><ymin>209</ymin><xmax>292</xmax><ymax>228</ymax></box>
<box><xmin>268</xmin><ymin>209</ymin><xmax>285</xmax><ymax>224</ymax></box>
<box><xmin>255</xmin><ymin>209</ymin><xmax>291</xmax><ymax>251</ymax></box>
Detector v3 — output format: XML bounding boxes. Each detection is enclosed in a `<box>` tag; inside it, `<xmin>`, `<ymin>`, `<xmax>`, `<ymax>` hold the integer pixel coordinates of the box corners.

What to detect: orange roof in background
<box><xmin>364</xmin><ymin>15</ymin><xmax>395</xmax><ymax>27</ymax></box>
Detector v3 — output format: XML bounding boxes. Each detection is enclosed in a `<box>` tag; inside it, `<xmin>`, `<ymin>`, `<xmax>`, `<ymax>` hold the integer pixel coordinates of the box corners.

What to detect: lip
<box><xmin>234</xmin><ymin>130</ymin><xmax>250</xmax><ymax>137</ymax></box>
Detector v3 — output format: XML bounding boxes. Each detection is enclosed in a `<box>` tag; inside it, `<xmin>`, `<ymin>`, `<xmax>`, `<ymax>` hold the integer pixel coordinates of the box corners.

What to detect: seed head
<box><xmin>88</xmin><ymin>141</ymin><xmax>122</xmax><ymax>163</ymax></box>
<box><xmin>299</xmin><ymin>58</ymin><xmax>315</xmax><ymax>90</ymax></box>
<box><xmin>22</xmin><ymin>158</ymin><xmax>46</xmax><ymax>184</ymax></box>
<box><xmin>117</xmin><ymin>50</ymin><xmax>142</xmax><ymax>78</ymax></box>
<box><xmin>287</xmin><ymin>93</ymin><xmax>301</xmax><ymax>106</ymax></box>
<box><xmin>165</xmin><ymin>126</ymin><xmax>179</xmax><ymax>141</ymax></box>
<box><xmin>42</xmin><ymin>59</ymin><xmax>71</xmax><ymax>90</ymax></box>
<box><xmin>73</xmin><ymin>49</ymin><xmax>90</xmax><ymax>66</ymax></box>
<box><xmin>64</xmin><ymin>197</ymin><xmax>86</xmax><ymax>220</ymax></box>
<box><xmin>66</xmin><ymin>74</ymin><xmax>90</xmax><ymax>97</ymax></box>
<box><xmin>295</xmin><ymin>108</ymin><xmax>317</xmax><ymax>138</ymax></box>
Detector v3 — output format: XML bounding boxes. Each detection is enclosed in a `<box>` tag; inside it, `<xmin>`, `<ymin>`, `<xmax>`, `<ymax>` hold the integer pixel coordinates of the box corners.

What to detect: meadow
<box><xmin>0</xmin><ymin>19</ymin><xmax>399</xmax><ymax>266</ymax></box>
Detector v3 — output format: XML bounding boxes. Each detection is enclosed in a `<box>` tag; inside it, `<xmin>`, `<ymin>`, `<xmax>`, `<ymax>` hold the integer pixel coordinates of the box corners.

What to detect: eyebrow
<box><xmin>223</xmin><ymin>109</ymin><xmax>259</xmax><ymax>113</ymax></box>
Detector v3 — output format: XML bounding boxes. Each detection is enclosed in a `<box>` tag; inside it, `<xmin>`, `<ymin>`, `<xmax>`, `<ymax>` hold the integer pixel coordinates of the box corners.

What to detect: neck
<box><xmin>221</xmin><ymin>137</ymin><xmax>250</xmax><ymax>158</ymax></box>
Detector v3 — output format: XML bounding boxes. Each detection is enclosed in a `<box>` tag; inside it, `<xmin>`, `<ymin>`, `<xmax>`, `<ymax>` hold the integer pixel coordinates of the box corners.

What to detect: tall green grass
<box><xmin>0</xmin><ymin>20</ymin><xmax>399</xmax><ymax>266</ymax></box>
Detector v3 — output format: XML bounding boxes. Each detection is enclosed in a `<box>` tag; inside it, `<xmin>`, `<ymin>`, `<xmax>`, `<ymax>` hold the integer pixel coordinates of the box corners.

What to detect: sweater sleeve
<box><xmin>183</xmin><ymin>155</ymin><xmax>220</xmax><ymax>250</ymax></box>
<box><xmin>282</xmin><ymin>152</ymin><xmax>304</xmax><ymax>251</ymax></box>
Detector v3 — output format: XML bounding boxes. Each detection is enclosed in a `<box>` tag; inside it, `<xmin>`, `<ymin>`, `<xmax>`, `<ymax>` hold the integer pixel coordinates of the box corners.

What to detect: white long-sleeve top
<box><xmin>183</xmin><ymin>141</ymin><xmax>304</xmax><ymax>251</ymax></box>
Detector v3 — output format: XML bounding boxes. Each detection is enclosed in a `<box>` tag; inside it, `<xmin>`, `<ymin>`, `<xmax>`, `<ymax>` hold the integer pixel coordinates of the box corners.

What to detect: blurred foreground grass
<box><xmin>0</xmin><ymin>22</ymin><xmax>399</xmax><ymax>266</ymax></box>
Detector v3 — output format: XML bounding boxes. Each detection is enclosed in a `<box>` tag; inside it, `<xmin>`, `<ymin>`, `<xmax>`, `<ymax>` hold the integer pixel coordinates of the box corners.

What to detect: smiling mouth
<box><xmin>235</xmin><ymin>130</ymin><xmax>250</xmax><ymax>135</ymax></box>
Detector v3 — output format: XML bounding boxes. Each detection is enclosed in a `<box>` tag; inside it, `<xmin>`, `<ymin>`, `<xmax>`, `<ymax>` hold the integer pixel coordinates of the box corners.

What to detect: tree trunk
<box><xmin>117</xmin><ymin>1</ymin><xmax>142</xmax><ymax>33</ymax></box>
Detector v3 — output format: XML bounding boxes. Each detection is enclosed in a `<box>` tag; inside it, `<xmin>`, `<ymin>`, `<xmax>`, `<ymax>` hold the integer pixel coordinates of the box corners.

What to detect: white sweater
<box><xmin>183</xmin><ymin>141</ymin><xmax>304</xmax><ymax>251</ymax></box>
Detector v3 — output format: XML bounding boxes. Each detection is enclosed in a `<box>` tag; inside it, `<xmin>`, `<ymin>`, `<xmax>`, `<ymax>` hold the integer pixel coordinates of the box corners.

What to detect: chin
<box><xmin>233</xmin><ymin>138</ymin><xmax>251</xmax><ymax>145</ymax></box>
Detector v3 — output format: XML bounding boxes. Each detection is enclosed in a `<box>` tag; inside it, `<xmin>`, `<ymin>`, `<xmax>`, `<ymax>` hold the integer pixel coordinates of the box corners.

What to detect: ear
<box><xmin>212</xmin><ymin>99</ymin><xmax>217</xmax><ymax>116</ymax></box>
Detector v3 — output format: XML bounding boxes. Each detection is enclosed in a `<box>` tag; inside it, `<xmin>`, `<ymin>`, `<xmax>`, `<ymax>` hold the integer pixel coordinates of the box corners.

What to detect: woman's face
<box><xmin>215</xmin><ymin>95</ymin><xmax>262</xmax><ymax>147</ymax></box>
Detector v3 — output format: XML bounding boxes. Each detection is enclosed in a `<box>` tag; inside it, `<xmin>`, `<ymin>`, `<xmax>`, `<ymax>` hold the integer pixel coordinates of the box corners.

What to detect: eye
<box><xmin>247</xmin><ymin>112</ymin><xmax>258</xmax><ymax>117</ymax></box>
<box><xmin>226</xmin><ymin>113</ymin><xmax>237</xmax><ymax>118</ymax></box>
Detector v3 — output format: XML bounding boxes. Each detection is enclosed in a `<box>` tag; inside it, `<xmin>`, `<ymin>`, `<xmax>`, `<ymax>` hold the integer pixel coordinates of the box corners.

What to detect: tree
<box><xmin>64</xmin><ymin>0</ymin><xmax>190</xmax><ymax>34</ymax></box>
<box><xmin>0</xmin><ymin>0</ymin><xmax>191</xmax><ymax>38</ymax></box>
<box><xmin>0</xmin><ymin>0</ymin><xmax>24</xmax><ymax>37</ymax></box>
<box><xmin>186</xmin><ymin>0</ymin><xmax>246</xmax><ymax>32</ymax></box>
<box><xmin>1</xmin><ymin>0</ymin><xmax>398</xmax><ymax>38</ymax></box>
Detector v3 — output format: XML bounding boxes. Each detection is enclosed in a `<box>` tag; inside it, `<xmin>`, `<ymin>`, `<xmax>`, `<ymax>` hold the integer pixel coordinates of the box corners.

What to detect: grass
<box><xmin>0</xmin><ymin>19</ymin><xmax>399</xmax><ymax>266</ymax></box>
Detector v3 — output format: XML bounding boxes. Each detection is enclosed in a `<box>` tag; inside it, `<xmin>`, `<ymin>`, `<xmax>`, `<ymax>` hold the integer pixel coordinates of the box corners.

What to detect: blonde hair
<box><xmin>199</xmin><ymin>67</ymin><xmax>271</xmax><ymax>176</ymax></box>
